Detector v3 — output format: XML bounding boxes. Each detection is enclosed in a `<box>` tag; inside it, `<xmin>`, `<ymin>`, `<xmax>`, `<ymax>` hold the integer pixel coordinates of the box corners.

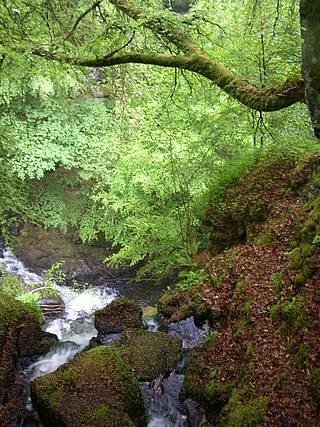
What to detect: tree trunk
<box><xmin>301</xmin><ymin>0</ymin><xmax>320</xmax><ymax>138</ymax></box>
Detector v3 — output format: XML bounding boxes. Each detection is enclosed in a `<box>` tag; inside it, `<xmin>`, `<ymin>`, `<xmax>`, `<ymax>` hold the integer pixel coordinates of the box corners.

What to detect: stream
<box><xmin>0</xmin><ymin>247</ymin><xmax>210</xmax><ymax>427</ymax></box>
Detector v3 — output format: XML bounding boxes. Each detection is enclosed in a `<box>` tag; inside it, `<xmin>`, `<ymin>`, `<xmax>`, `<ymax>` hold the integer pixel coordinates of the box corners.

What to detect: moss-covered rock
<box><xmin>114</xmin><ymin>328</ymin><xmax>181</xmax><ymax>381</ymax></box>
<box><xmin>158</xmin><ymin>287</ymin><xmax>215</xmax><ymax>326</ymax></box>
<box><xmin>30</xmin><ymin>346</ymin><xmax>147</xmax><ymax>427</ymax></box>
<box><xmin>0</xmin><ymin>291</ymin><xmax>57</xmax><ymax>424</ymax></box>
<box><xmin>94</xmin><ymin>297</ymin><xmax>143</xmax><ymax>335</ymax></box>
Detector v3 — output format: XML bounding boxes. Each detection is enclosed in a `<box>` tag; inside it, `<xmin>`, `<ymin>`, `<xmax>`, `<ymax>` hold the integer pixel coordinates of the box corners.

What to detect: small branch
<box><xmin>63</xmin><ymin>0</ymin><xmax>104</xmax><ymax>42</ymax></box>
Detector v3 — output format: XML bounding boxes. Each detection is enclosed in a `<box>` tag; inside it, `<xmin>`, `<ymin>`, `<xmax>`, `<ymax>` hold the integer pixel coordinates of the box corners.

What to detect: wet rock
<box><xmin>13</xmin><ymin>222</ymin><xmax>112</xmax><ymax>281</ymax></box>
<box><xmin>94</xmin><ymin>297</ymin><xmax>144</xmax><ymax>335</ymax></box>
<box><xmin>183</xmin><ymin>399</ymin><xmax>214</xmax><ymax>427</ymax></box>
<box><xmin>114</xmin><ymin>328</ymin><xmax>181</xmax><ymax>381</ymax></box>
<box><xmin>30</xmin><ymin>346</ymin><xmax>147</xmax><ymax>427</ymax></box>
<box><xmin>168</xmin><ymin>317</ymin><xmax>207</xmax><ymax>349</ymax></box>
<box><xmin>140</xmin><ymin>372</ymin><xmax>189</xmax><ymax>427</ymax></box>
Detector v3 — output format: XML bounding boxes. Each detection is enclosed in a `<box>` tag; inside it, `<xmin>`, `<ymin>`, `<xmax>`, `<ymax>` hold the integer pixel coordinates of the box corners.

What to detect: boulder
<box><xmin>30</xmin><ymin>346</ymin><xmax>147</xmax><ymax>427</ymax></box>
<box><xmin>13</xmin><ymin>222</ymin><xmax>112</xmax><ymax>281</ymax></box>
<box><xmin>94</xmin><ymin>298</ymin><xmax>144</xmax><ymax>335</ymax></box>
<box><xmin>114</xmin><ymin>329</ymin><xmax>181</xmax><ymax>381</ymax></box>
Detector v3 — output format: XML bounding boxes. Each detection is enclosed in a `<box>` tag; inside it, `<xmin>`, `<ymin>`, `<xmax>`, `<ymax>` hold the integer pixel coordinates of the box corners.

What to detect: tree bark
<box><xmin>301</xmin><ymin>0</ymin><xmax>320</xmax><ymax>138</ymax></box>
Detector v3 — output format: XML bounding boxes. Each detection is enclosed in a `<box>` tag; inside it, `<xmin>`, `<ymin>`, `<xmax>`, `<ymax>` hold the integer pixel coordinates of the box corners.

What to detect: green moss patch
<box><xmin>221</xmin><ymin>394</ymin><xmax>269</xmax><ymax>427</ymax></box>
<box><xmin>114</xmin><ymin>328</ymin><xmax>181</xmax><ymax>381</ymax></box>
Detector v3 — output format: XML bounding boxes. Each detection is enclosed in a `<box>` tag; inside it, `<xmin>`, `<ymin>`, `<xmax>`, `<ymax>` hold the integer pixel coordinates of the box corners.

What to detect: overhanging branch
<box><xmin>2</xmin><ymin>0</ymin><xmax>306</xmax><ymax>113</ymax></box>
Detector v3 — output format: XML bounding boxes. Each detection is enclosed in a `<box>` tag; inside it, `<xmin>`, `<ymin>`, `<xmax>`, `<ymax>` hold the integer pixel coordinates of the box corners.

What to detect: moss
<box><xmin>257</xmin><ymin>229</ymin><xmax>272</xmax><ymax>246</ymax></box>
<box><xmin>205</xmin><ymin>370</ymin><xmax>234</xmax><ymax>407</ymax></box>
<box><xmin>94</xmin><ymin>297</ymin><xmax>143</xmax><ymax>334</ymax></box>
<box><xmin>301</xmin><ymin>197</ymin><xmax>320</xmax><ymax>243</ymax></box>
<box><xmin>270</xmin><ymin>296</ymin><xmax>308</xmax><ymax>336</ymax></box>
<box><xmin>287</xmin><ymin>244</ymin><xmax>315</xmax><ymax>285</ymax></box>
<box><xmin>30</xmin><ymin>346</ymin><xmax>147</xmax><ymax>427</ymax></box>
<box><xmin>142</xmin><ymin>306</ymin><xmax>157</xmax><ymax>317</ymax></box>
<box><xmin>95</xmin><ymin>404</ymin><xmax>136</xmax><ymax>427</ymax></box>
<box><xmin>221</xmin><ymin>395</ymin><xmax>269</xmax><ymax>427</ymax></box>
<box><xmin>271</xmin><ymin>271</ymin><xmax>285</xmax><ymax>302</ymax></box>
<box><xmin>114</xmin><ymin>328</ymin><xmax>181</xmax><ymax>381</ymax></box>
<box><xmin>293</xmin><ymin>343</ymin><xmax>309</xmax><ymax>367</ymax></box>
<box><xmin>246</xmin><ymin>341</ymin><xmax>253</xmax><ymax>355</ymax></box>
<box><xmin>182</xmin><ymin>333</ymin><xmax>218</xmax><ymax>409</ymax></box>
<box><xmin>158</xmin><ymin>287</ymin><xmax>214</xmax><ymax>325</ymax></box>
<box><xmin>232</xmin><ymin>280</ymin><xmax>247</xmax><ymax>301</ymax></box>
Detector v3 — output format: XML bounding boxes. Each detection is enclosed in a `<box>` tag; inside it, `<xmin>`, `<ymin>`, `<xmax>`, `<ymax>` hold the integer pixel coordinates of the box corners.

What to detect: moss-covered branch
<box><xmin>3</xmin><ymin>0</ymin><xmax>306</xmax><ymax>112</ymax></box>
<box><xmin>74</xmin><ymin>51</ymin><xmax>305</xmax><ymax>112</ymax></box>
<box><xmin>104</xmin><ymin>0</ymin><xmax>305</xmax><ymax>111</ymax></box>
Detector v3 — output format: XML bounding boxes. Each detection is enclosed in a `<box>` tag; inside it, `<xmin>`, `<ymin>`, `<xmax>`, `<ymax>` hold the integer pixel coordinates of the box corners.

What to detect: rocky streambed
<box><xmin>0</xmin><ymin>248</ymin><xmax>213</xmax><ymax>427</ymax></box>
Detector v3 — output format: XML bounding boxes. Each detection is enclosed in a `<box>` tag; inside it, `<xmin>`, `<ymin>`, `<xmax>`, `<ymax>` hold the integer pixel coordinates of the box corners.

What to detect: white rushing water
<box><xmin>0</xmin><ymin>247</ymin><xmax>43</xmax><ymax>283</ymax></box>
<box><xmin>0</xmin><ymin>247</ymin><xmax>118</xmax><ymax>378</ymax></box>
<box><xmin>29</xmin><ymin>284</ymin><xmax>118</xmax><ymax>378</ymax></box>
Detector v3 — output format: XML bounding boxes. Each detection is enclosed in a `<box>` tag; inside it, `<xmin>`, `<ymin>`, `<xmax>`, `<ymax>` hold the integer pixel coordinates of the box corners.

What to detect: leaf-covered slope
<box><xmin>161</xmin><ymin>151</ymin><xmax>320</xmax><ymax>426</ymax></box>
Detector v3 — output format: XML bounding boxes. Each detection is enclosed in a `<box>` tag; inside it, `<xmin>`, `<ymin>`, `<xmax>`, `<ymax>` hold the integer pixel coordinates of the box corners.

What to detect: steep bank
<box><xmin>159</xmin><ymin>150</ymin><xmax>320</xmax><ymax>426</ymax></box>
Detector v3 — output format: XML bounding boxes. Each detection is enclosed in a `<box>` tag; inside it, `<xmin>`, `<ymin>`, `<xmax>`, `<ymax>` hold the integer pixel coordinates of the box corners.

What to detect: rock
<box><xmin>94</xmin><ymin>297</ymin><xmax>144</xmax><ymax>335</ymax></box>
<box><xmin>184</xmin><ymin>399</ymin><xmax>214</xmax><ymax>427</ymax></box>
<box><xmin>114</xmin><ymin>328</ymin><xmax>181</xmax><ymax>381</ymax></box>
<box><xmin>0</xmin><ymin>292</ymin><xmax>57</xmax><ymax>425</ymax></box>
<box><xmin>168</xmin><ymin>317</ymin><xmax>207</xmax><ymax>349</ymax></box>
<box><xmin>143</xmin><ymin>306</ymin><xmax>157</xmax><ymax>317</ymax></box>
<box><xmin>30</xmin><ymin>346</ymin><xmax>147</xmax><ymax>427</ymax></box>
<box><xmin>13</xmin><ymin>222</ymin><xmax>112</xmax><ymax>281</ymax></box>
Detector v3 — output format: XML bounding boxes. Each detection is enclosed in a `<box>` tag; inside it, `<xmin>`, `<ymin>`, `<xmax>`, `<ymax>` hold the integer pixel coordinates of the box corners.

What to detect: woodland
<box><xmin>0</xmin><ymin>0</ymin><xmax>320</xmax><ymax>426</ymax></box>
<box><xmin>0</xmin><ymin>0</ymin><xmax>318</xmax><ymax>275</ymax></box>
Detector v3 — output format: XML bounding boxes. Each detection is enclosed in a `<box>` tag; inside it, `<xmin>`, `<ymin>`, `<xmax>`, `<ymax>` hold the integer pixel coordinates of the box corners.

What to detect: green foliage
<box><xmin>0</xmin><ymin>0</ymin><xmax>317</xmax><ymax>280</ymax></box>
<box><xmin>17</xmin><ymin>292</ymin><xmax>43</xmax><ymax>319</ymax></box>
<box><xmin>0</xmin><ymin>272</ymin><xmax>44</xmax><ymax>319</ymax></box>
<box><xmin>176</xmin><ymin>268</ymin><xmax>208</xmax><ymax>290</ymax></box>
<box><xmin>42</xmin><ymin>261</ymin><xmax>66</xmax><ymax>287</ymax></box>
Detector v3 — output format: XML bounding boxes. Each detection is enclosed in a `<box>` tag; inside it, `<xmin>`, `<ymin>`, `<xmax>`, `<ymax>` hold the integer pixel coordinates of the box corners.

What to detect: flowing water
<box><xmin>0</xmin><ymin>247</ymin><xmax>210</xmax><ymax>426</ymax></box>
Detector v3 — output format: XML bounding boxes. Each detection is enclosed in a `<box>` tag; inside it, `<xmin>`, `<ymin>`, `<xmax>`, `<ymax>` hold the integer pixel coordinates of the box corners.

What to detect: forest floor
<box><xmin>159</xmin><ymin>151</ymin><xmax>320</xmax><ymax>426</ymax></box>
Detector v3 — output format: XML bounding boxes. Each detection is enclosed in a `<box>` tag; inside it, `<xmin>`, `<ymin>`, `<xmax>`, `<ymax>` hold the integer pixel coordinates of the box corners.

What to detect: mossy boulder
<box><xmin>0</xmin><ymin>291</ymin><xmax>57</xmax><ymax>424</ymax></box>
<box><xmin>94</xmin><ymin>297</ymin><xmax>144</xmax><ymax>335</ymax></box>
<box><xmin>220</xmin><ymin>394</ymin><xmax>269</xmax><ymax>427</ymax></box>
<box><xmin>158</xmin><ymin>287</ymin><xmax>214</xmax><ymax>326</ymax></box>
<box><xmin>30</xmin><ymin>346</ymin><xmax>147</xmax><ymax>427</ymax></box>
<box><xmin>114</xmin><ymin>329</ymin><xmax>181</xmax><ymax>381</ymax></box>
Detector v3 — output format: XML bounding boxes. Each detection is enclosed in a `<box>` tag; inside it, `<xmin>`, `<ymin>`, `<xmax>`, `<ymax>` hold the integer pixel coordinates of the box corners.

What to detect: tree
<box><xmin>300</xmin><ymin>0</ymin><xmax>320</xmax><ymax>138</ymax></box>
<box><xmin>0</xmin><ymin>0</ymin><xmax>319</xmax><ymax>136</ymax></box>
